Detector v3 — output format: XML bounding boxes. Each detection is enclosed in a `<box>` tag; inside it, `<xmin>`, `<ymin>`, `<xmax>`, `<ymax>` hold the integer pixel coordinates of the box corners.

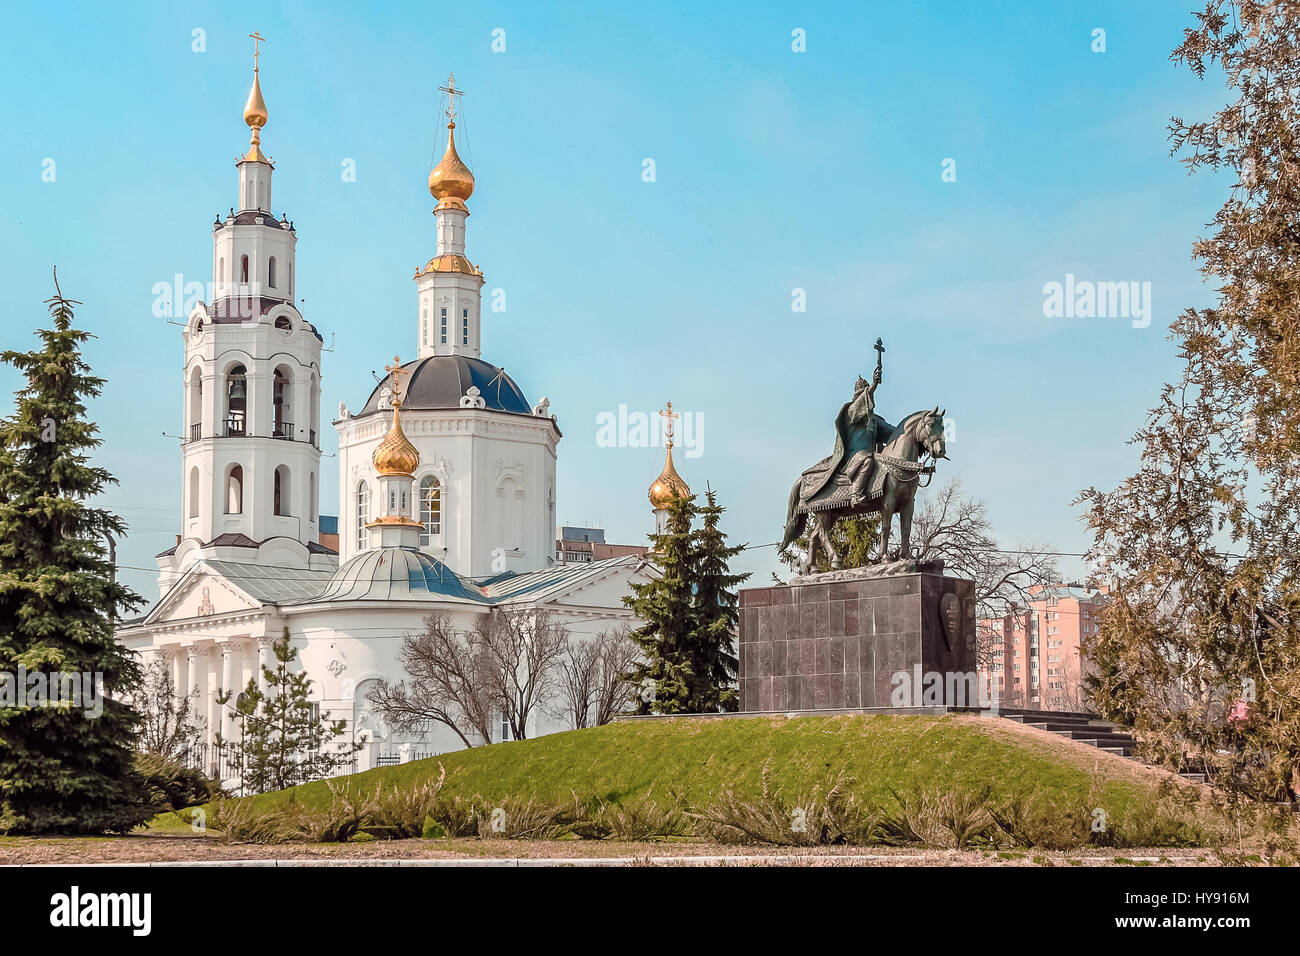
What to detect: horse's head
<box><xmin>914</xmin><ymin>406</ymin><xmax>948</xmax><ymax>461</ymax></box>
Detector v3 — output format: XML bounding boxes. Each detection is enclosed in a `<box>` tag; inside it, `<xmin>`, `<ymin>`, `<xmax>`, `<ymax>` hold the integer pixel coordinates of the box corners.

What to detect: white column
<box><xmin>220</xmin><ymin>643</ymin><xmax>236</xmax><ymax>743</ymax></box>
<box><xmin>171</xmin><ymin>648</ymin><xmax>185</xmax><ymax>705</ymax></box>
<box><xmin>206</xmin><ymin>653</ymin><xmax>220</xmax><ymax>749</ymax></box>
<box><xmin>185</xmin><ymin>646</ymin><xmax>200</xmax><ymax>700</ymax></box>
<box><xmin>257</xmin><ymin>639</ymin><xmax>272</xmax><ymax>696</ymax></box>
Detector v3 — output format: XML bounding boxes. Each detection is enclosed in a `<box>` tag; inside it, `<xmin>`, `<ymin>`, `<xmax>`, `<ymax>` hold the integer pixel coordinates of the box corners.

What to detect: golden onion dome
<box><xmin>428</xmin><ymin>122</ymin><xmax>475</xmax><ymax>201</ymax></box>
<box><xmin>240</xmin><ymin>67</ymin><xmax>271</xmax><ymax>164</ymax></box>
<box><xmin>648</xmin><ymin>444</ymin><xmax>690</xmax><ymax>509</ymax></box>
<box><xmin>372</xmin><ymin>395</ymin><xmax>421</xmax><ymax>477</ymax></box>
<box><xmin>244</xmin><ymin>69</ymin><xmax>269</xmax><ymax>128</ymax></box>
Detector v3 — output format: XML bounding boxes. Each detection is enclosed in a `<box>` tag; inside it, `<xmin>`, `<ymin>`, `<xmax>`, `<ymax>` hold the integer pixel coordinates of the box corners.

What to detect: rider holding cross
<box><xmin>804</xmin><ymin>338</ymin><xmax>895</xmax><ymax>508</ymax></box>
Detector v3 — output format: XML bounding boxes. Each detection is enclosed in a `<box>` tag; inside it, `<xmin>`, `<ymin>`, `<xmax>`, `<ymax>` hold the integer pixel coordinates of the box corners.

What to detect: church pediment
<box><xmin>143</xmin><ymin>564</ymin><xmax>264</xmax><ymax>625</ymax></box>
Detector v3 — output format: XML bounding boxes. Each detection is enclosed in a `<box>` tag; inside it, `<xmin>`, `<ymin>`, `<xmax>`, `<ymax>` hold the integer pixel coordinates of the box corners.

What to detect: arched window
<box><xmin>274</xmin><ymin>465</ymin><xmax>290</xmax><ymax>516</ymax></box>
<box><xmin>225</xmin><ymin>364</ymin><xmax>247</xmax><ymax>436</ymax></box>
<box><xmin>273</xmin><ymin>367</ymin><xmax>291</xmax><ymax>438</ymax></box>
<box><xmin>187</xmin><ymin>367</ymin><xmax>203</xmax><ymax>439</ymax></box>
<box><xmin>268</xmin><ymin>256</ymin><xmax>277</xmax><ymax>289</ymax></box>
<box><xmin>419</xmin><ymin>476</ymin><xmax>441</xmax><ymax>545</ymax></box>
<box><xmin>187</xmin><ymin>467</ymin><xmax>200</xmax><ymax>518</ymax></box>
<box><xmin>274</xmin><ymin>315</ymin><xmax>291</xmax><ymax>330</ymax></box>
<box><xmin>309</xmin><ymin>372</ymin><xmax>319</xmax><ymax>445</ymax></box>
<box><xmin>240</xmin><ymin>255</ymin><xmax>249</xmax><ymax>284</ymax></box>
<box><xmin>356</xmin><ymin>481</ymin><xmax>370</xmax><ymax>550</ymax></box>
<box><xmin>225</xmin><ymin>465</ymin><xmax>243</xmax><ymax>514</ymax></box>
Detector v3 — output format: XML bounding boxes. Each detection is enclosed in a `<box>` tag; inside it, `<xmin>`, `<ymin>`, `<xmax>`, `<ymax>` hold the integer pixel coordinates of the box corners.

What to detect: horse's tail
<box><xmin>780</xmin><ymin>479</ymin><xmax>804</xmax><ymax>553</ymax></box>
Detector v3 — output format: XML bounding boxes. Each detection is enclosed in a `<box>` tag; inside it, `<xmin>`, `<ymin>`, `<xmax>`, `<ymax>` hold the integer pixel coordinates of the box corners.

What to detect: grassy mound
<box><xmin>227</xmin><ymin>713</ymin><xmax>1192</xmax><ymax>818</ymax></box>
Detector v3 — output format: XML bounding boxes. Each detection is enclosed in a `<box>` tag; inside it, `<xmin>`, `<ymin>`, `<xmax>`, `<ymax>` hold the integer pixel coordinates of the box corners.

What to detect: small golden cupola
<box><xmin>427</xmin><ymin>73</ymin><xmax>476</xmax><ymax>205</ymax></box>
<box><xmin>241</xmin><ymin>30</ymin><xmax>271</xmax><ymax>164</ymax></box>
<box><xmin>371</xmin><ymin>357</ymin><xmax>421</xmax><ymax>478</ymax></box>
<box><xmin>366</xmin><ymin>358</ymin><xmax>424</xmax><ymax>549</ymax></box>
<box><xmin>648</xmin><ymin>401</ymin><xmax>691</xmax><ymax>513</ymax></box>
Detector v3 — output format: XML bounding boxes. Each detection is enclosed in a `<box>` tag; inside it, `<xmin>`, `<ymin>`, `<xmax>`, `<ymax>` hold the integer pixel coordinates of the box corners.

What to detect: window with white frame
<box><xmin>419</xmin><ymin>475</ymin><xmax>442</xmax><ymax>544</ymax></box>
<box><xmin>356</xmin><ymin>481</ymin><xmax>370</xmax><ymax>549</ymax></box>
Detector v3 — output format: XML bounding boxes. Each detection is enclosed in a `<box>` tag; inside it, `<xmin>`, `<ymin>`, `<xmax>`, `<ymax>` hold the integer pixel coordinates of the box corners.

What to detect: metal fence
<box><xmin>177</xmin><ymin>742</ymin><xmax>359</xmax><ymax>796</ymax></box>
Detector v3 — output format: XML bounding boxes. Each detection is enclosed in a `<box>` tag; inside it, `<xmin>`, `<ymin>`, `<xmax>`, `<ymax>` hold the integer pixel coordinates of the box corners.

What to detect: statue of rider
<box><xmin>804</xmin><ymin>338</ymin><xmax>895</xmax><ymax>507</ymax></box>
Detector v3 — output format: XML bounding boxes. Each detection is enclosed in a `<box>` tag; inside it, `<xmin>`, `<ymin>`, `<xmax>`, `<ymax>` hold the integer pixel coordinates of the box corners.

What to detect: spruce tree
<box><xmin>0</xmin><ymin>275</ymin><xmax>152</xmax><ymax>833</ymax></box>
<box><xmin>623</xmin><ymin>492</ymin><xmax>697</xmax><ymax>714</ymax></box>
<box><xmin>690</xmin><ymin>488</ymin><xmax>749</xmax><ymax>712</ymax></box>
<box><xmin>220</xmin><ymin>629</ymin><xmax>357</xmax><ymax>793</ymax></box>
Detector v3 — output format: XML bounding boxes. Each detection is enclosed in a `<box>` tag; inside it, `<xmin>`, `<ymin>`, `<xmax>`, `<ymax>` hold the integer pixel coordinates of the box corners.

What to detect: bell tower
<box><xmin>414</xmin><ymin>74</ymin><xmax>486</xmax><ymax>360</ymax></box>
<box><xmin>163</xmin><ymin>33</ymin><xmax>326</xmax><ymax>594</ymax></box>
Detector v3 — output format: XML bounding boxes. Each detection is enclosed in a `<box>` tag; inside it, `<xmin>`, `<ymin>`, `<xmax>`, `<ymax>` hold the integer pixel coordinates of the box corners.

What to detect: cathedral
<box><xmin>116</xmin><ymin>47</ymin><xmax>681</xmax><ymax>772</ymax></box>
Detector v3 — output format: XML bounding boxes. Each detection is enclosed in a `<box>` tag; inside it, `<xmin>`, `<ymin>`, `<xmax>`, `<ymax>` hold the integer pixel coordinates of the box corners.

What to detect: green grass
<box><xmin>217</xmin><ymin>713</ymin><xmax>1173</xmax><ymax>818</ymax></box>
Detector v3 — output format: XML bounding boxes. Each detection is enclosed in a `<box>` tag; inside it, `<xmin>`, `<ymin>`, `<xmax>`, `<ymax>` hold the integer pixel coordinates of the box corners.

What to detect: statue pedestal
<box><xmin>738</xmin><ymin>571</ymin><xmax>978</xmax><ymax>712</ymax></box>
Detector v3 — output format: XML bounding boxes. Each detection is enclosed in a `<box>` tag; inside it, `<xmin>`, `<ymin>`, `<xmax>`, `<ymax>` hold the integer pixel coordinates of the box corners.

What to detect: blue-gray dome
<box><xmin>360</xmin><ymin>355</ymin><xmax>531</xmax><ymax>416</ymax></box>
<box><xmin>308</xmin><ymin>547</ymin><xmax>483</xmax><ymax>603</ymax></box>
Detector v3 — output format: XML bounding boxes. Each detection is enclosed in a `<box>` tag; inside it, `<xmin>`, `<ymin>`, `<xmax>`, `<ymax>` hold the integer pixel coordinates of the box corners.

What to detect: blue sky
<box><xmin>0</xmin><ymin>1</ymin><xmax>1232</xmax><ymax>595</ymax></box>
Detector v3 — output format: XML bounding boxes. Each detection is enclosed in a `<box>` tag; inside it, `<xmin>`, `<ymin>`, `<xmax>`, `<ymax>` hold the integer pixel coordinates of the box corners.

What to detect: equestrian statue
<box><xmin>780</xmin><ymin>338</ymin><xmax>948</xmax><ymax>574</ymax></box>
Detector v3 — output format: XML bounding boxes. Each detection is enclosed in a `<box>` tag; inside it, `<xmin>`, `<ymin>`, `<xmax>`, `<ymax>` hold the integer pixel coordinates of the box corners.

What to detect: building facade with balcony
<box><xmin>977</xmin><ymin>583</ymin><xmax>1109</xmax><ymax>711</ymax></box>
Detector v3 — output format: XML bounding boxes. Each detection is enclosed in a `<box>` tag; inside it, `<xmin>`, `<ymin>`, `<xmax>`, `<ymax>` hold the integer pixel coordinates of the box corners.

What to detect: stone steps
<box><xmin>1000</xmin><ymin>710</ymin><xmax>1216</xmax><ymax>787</ymax></box>
<box><xmin>999</xmin><ymin>710</ymin><xmax>1140</xmax><ymax>759</ymax></box>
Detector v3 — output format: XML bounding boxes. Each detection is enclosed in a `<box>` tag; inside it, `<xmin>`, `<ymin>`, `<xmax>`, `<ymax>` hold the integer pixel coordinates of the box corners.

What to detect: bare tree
<box><xmin>136</xmin><ymin>655</ymin><xmax>203</xmax><ymax>760</ymax></box>
<box><xmin>911</xmin><ymin>479</ymin><xmax>1058</xmax><ymax>694</ymax></box>
<box><xmin>559</xmin><ymin>626</ymin><xmax>639</xmax><ymax>729</ymax></box>
<box><xmin>912</xmin><ymin>478</ymin><xmax>1059</xmax><ymax>618</ymax></box>
<box><xmin>368</xmin><ymin>613</ymin><xmax>497</xmax><ymax>750</ymax></box>
<box><xmin>591</xmin><ymin>627</ymin><xmax>639</xmax><ymax>726</ymax></box>
<box><xmin>478</xmin><ymin>607</ymin><xmax>569</xmax><ymax>741</ymax></box>
<box><xmin>558</xmin><ymin>638</ymin><xmax>598</xmax><ymax>730</ymax></box>
<box><xmin>370</xmin><ymin>607</ymin><xmax>570</xmax><ymax>748</ymax></box>
<box><xmin>1040</xmin><ymin>648</ymin><xmax>1089</xmax><ymax>713</ymax></box>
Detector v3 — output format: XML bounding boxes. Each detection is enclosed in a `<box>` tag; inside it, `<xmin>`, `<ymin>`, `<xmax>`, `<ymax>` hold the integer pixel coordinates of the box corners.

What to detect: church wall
<box><xmin>335</xmin><ymin>408</ymin><xmax>557</xmax><ymax>578</ymax></box>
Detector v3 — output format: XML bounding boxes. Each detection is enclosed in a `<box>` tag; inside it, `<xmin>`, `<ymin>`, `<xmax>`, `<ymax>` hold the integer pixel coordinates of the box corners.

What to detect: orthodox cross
<box><xmin>249</xmin><ymin>30</ymin><xmax>266</xmax><ymax>70</ymax></box>
<box><xmin>439</xmin><ymin>72</ymin><xmax>466</xmax><ymax>123</ymax></box>
<box><xmin>873</xmin><ymin>337</ymin><xmax>885</xmax><ymax>378</ymax></box>
<box><xmin>659</xmin><ymin>401</ymin><xmax>680</xmax><ymax>449</ymax></box>
<box><xmin>386</xmin><ymin>355</ymin><xmax>409</xmax><ymax>407</ymax></box>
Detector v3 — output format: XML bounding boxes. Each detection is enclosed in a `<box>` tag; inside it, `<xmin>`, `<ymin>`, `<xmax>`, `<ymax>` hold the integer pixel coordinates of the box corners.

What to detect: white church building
<box><xmin>117</xmin><ymin>50</ymin><xmax>674</xmax><ymax>775</ymax></box>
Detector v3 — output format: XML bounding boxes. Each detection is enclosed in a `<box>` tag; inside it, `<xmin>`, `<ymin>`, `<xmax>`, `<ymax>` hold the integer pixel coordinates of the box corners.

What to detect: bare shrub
<box><xmin>689</xmin><ymin>766</ymin><xmax>860</xmax><ymax>846</ymax></box>
<box><xmin>573</xmin><ymin>788</ymin><xmax>690</xmax><ymax>841</ymax></box>
<box><xmin>203</xmin><ymin>798</ymin><xmax>291</xmax><ymax>844</ymax></box>
<box><xmin>287</xmin><ymin>783</ymin><xmax>368</xmax><ymax>843</ymax></box>
<box><xmin>362</xmin><ymin>765</ymin><xmax>447</xmax><ymax>840</ymax></box>
<box><xmin>473</xmin><ymin>795</ymin><xmax>571</xmax><ymax>839</ymax></box>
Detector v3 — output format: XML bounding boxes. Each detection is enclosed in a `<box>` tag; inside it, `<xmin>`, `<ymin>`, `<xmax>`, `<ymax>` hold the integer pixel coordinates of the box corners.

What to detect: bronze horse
<box><xmin>781</xmin><ymin>408</ymin><xmax>947</xmax><ymax>574</ymax></box>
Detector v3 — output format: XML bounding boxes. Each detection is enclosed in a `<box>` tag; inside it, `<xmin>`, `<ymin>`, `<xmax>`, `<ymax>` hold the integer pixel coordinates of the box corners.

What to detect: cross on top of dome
<box><xmin>439</xmin><ymin>73</ymin><xmax>465</xmax><ymax>124</ymax></box>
